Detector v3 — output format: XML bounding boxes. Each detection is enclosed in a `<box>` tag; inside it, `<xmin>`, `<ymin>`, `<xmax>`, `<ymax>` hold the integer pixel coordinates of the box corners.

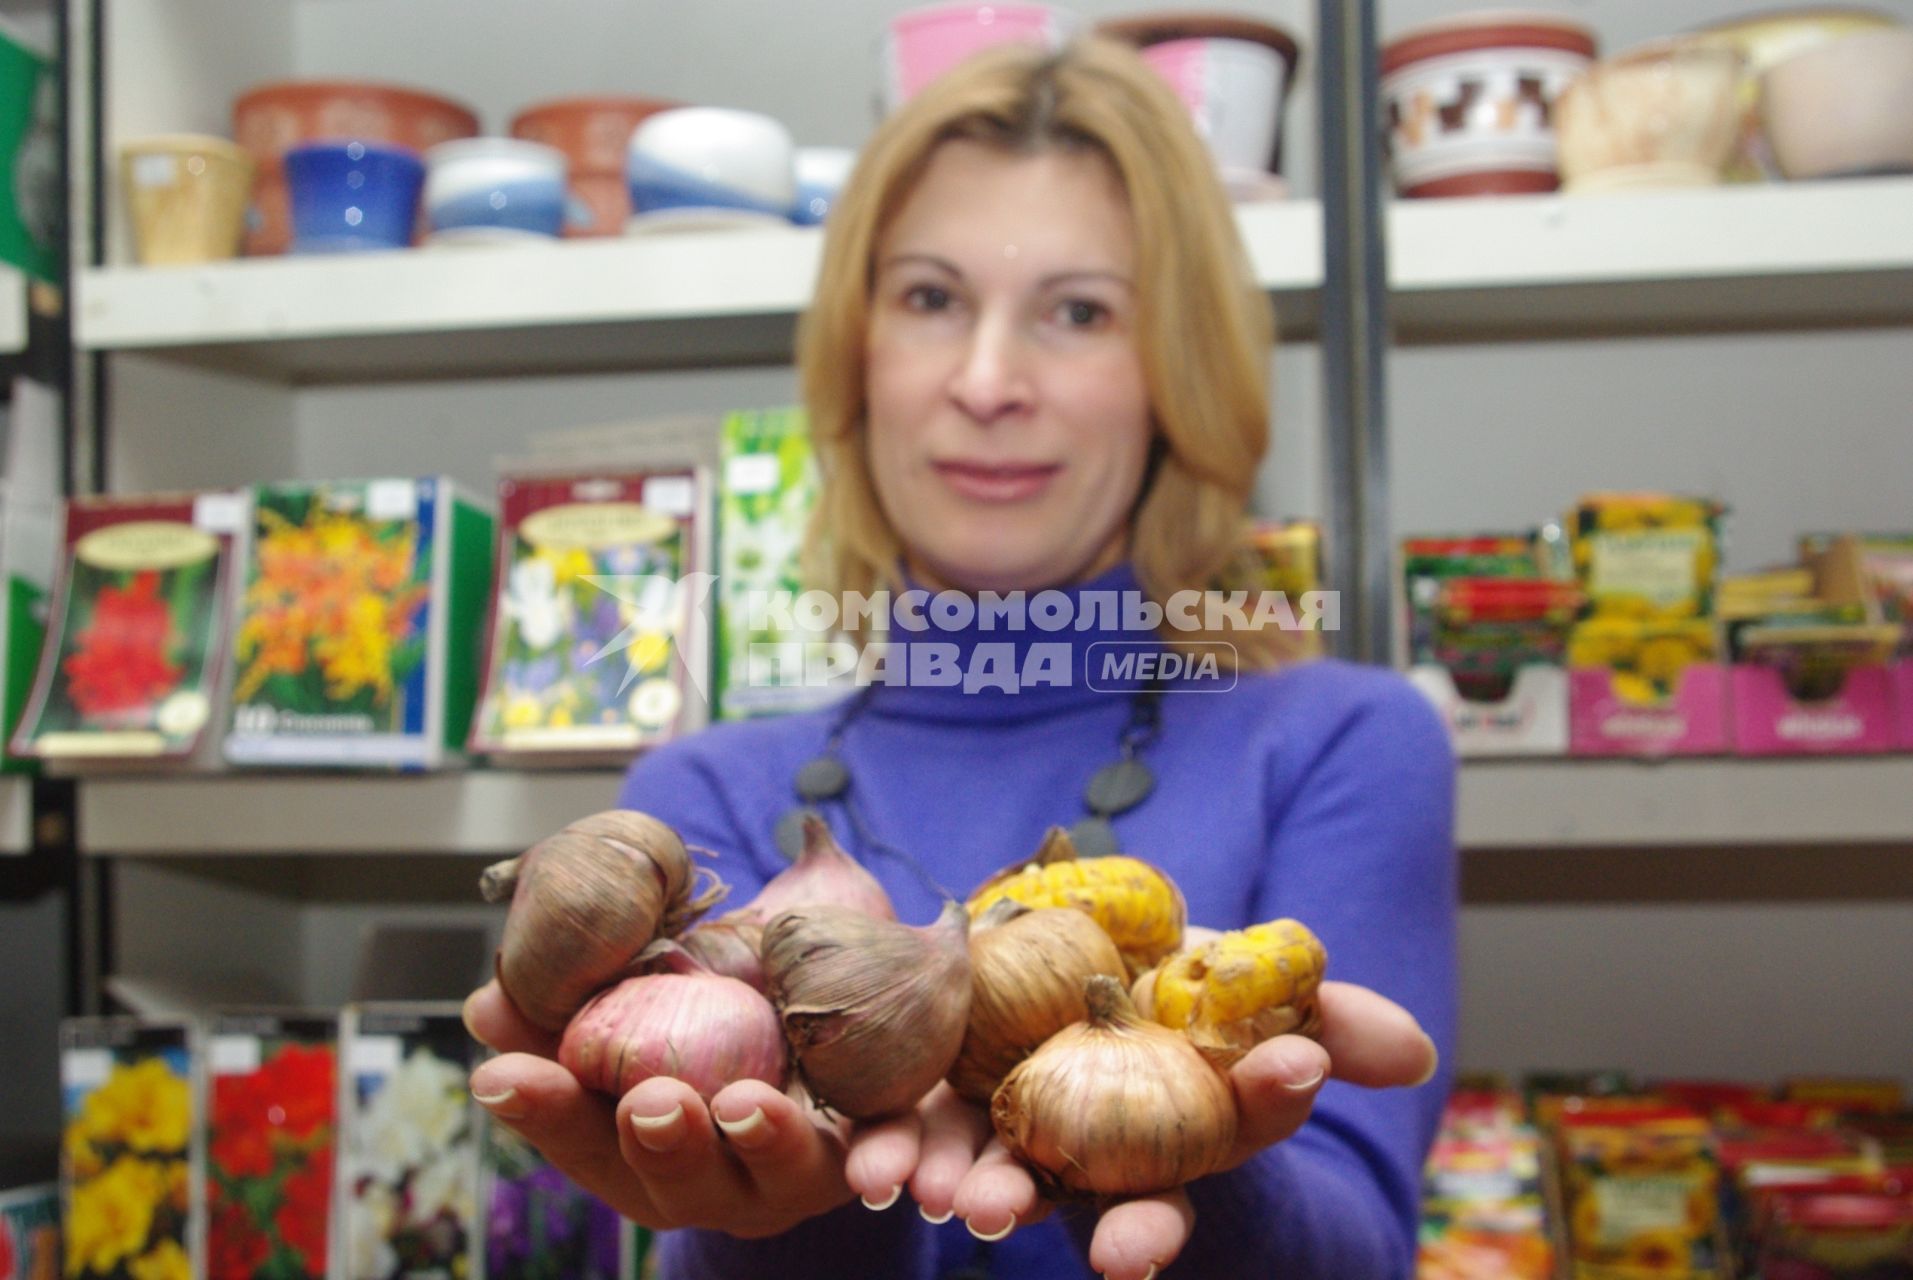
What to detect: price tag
<box><xmin>725</xmin><ymin>453</ymin><xmax>779</xmax><ymax>496</ymax></box>
<box><xmin>346</xmin><ymin>1034</ymin><xmax>402</xmax><ymax>1078</ymax></box>
<box><xmin>208</xmin><ymin>1035</ymin><xmax>263</xmax><ymax>1077</ymax></box>
<box><xmin>367</xmin><ymin>480</ymin><xmax>419</xmax><ymax>522</ymax></box>
<box><xmin>193</xmin><ymin>492</ymin><xmax>245</xmax><ymax>534</ymax></box>
<box><xmin>643</xmin><ymin>476</ymin><xmax>695</xmax><ymax>517</ymax></box>
<box><xmin>62</xmin><ymin>1048</ymin><xmax>112</xmax><ymax>1090</ymax></box>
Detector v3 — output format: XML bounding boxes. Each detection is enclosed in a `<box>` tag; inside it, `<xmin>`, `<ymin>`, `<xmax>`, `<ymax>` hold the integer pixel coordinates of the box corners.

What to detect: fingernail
<box><xmin>1411</xmin><ymin>1033</ymin><xmax>1442</xmax><ymax>1088</ymax></box>
<box><xmin>966</xmin><ymin>1214</ymin><xmax>1015</xmax><ymax>1242</ymax></box>
<box><xmin>471</xmin><ymin>1086</ymin><xmax>523</xmax><ymax>1120</ymax></box>
<box><xmin>1274</xmin><ymin>1046</ymin><xmax>1327</xmax><ymax>1092</ymax></box>
<box><xmin>714</xmin><ymin>1105</ymin><xmax>770</xmax><ymax>1147</ymax></box>
<box><xmin>1282</xmin><ymin>1066</ymin><xmax>1327</xmax><ymax>1093</ymax></box>
<box><xmin>629</xmin><ymin>1105</ymin><xmax>685</xmax><ymax>1153</ymax></box>
<box><xmin>461</xmin><ymin>991</ymin><xmax>491</xmax><ymax>1048</ymax></box>
<box><xmin>861</xmin><ymin>1184</ymin><xmax>902</xmax><ymax>1211</ymax></box>
<box><xmin>920</xmin><ymin>1205</ymin><xmax>954</xmax><ymax>1225</ymax></box>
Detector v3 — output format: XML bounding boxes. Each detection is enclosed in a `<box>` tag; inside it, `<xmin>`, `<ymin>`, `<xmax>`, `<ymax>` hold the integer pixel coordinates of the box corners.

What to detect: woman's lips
<box><xmin>932</xmin><ymin>460</ymin><xmax>1060</xmax><ymax>503</ymax></box>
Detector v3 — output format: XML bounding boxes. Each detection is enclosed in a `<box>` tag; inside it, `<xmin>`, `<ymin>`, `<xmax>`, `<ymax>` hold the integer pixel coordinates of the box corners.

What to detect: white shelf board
<box><xmin>1388</xmin><ymin>176</ymin><xmax>1913</xmax><ymax>340</ymax></box>
<box><xmin>74</xmin><ymin>202</ymin><xmax>1323</xmax><ymax>382</ymax></box>
<box><xmin>1459</xmin><ymin>756</ymin><xmax>1913</xmax><ymax>850</ymax></box>
<box><xmin>79</xmin><ymin>770</ymin><xmax>626</xmax><ymax>856</ymax></box>
<box><xmin>75</xmin><ymin>756</ymin><xmax>1913</xmax><ymax>857</ymax></box>
<box><xmin>0</xmin><ymin>774</ymin><xmax>31</xmax><ymax>854</ymax></box>
<box><xmin>0</xmin><ymin>263</ymin><xmax>25</xmax><ymax>355</ymax></box>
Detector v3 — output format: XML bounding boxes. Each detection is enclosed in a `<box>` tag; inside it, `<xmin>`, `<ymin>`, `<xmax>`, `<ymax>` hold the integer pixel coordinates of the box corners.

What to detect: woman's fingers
<box><xmin>1226</xmin><ymin>1033</ymin><xmax>1331</xmax><ymax>1160</ymax></box>
<box><xmin>463</xmin><ymin>980</ymin><xmax>559</xmax><ymax>1059</ymax></box>
<box><xmin>1315</xmin><ymin>981</ymin><xmax>1440</xmax><ymax>1089</ymax></box>
<box><xmin>469</xmin><ymin>1052</ymin><xmax>656</xmax><ymax>1220</ymax></box>
<box><xmin>908</xmin><ymin>1084</ymin><xmax>994</xmax><ymax>1222</ymax></box>
<box><xmin>844</xmin><ymin>1106</ymin><xmax>922</xmax><ymax>1211</ymax></box>
<box><xmin>1086</xmin><ymin>1191</ymin><xmax>1195</xmax><ymax>1280</ymax></box>
<box><xmin>952</xmin><ymin>1137</ymin><xmax>1051</xmax><ymax>1240</ymax></box>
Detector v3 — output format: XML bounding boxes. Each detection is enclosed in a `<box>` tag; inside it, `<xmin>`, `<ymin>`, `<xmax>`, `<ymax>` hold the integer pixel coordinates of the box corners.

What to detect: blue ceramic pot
<box><xmin>284</xmin><ymin>140</ymin><xmax>425</xmax><ymax>252</ymax></box>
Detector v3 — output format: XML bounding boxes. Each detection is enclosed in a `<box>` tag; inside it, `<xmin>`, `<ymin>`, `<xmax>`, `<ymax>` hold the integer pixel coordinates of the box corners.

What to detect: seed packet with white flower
<box><xmin>59</xmin><ymin>1017</ymin><xmax>204</xmax><ymax>1280</ymax></box>
<box><xmin>469</xmin><ymin>467</ymin><xmax>713</xmax><ymax>765</ymax></box>
<box><xmin>715</xmin><ymin>408</ymin><xmax>856</xmax><ymax>720</ymax></box>
<box><xmin>335</xmin><ymin>1004</ymin><xmax>479</xmax><ymax>1280</ymax></box>
<box><xmin>223</xmin><ymin>480</ymin><xmax>493</xmax><ymax>771</ymax></box>
<box><xmin>12</xmin><ymin>493</ymin><xmax>244</xmax><ymax>770</ymax></box>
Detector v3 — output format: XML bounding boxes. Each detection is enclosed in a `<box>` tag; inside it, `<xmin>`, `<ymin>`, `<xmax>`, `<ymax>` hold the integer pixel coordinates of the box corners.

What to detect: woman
<box><xmin>466</xmin><ymin>36</ymin><xmax>1455</xmax><ymax>1280</ymax></box>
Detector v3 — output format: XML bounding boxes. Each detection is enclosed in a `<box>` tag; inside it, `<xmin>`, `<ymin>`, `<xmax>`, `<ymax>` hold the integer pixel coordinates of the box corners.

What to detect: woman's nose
<box><xmin>947</xmin><ymin>314</ymin><xmax>1031</xmax><ymax>422</ymax></box>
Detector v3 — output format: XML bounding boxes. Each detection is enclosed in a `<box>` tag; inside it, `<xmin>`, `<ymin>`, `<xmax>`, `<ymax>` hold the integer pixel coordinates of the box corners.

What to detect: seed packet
<box><xmin>1234</xmin><ymin>520</ymin><xmax>1326</xmax><ymax>657</ymax></box>
<box><xmin>1556</xmin><ymin>1108</ymin><xmax>1725</xmax><ymax>1279</ymax></box>
<box><xmin>59</xmin><ymin>1017</ymin><xmax>201</xmax><ymax>1280</ymax></box>
<box><xmin>470</xmin><ymin>467</ymin><xmax>713</xmax><ymax>764</ymax></box>
<box><xmin>224</xmin><ymin>479</ymin><xmax>492</xmax><ymax>769</ymax></box>
<box><xmin>477</xmin><ymin>1113</ymin><xmax>635</xmax><ymax>1280</ymax></box>
<box><xmin>203</xmin><ymin>1013</ymin><xmax>337</xmax><ymax>1280</ymax></box>
<box><xmin>0</xmin><ymin>1181</ymin><xmax>59</xmax><ymax>1280</ymax></box>
<box><xmin>0</xmin><ymin>492</ymin><xmax>53</xmax><ymax>775</ymax></box>
<box><xmin>714</xmin><ymin>408</ymin><xmax>855</xmax><ymax>720</ymax></box>
<box><xmin>12</xmin><ymin>493</ymin><xmax>242</xmax><ymax>766</ymax></box>
<box><xmin>1569</xmin><ymin>492</ymin><xmax>1725</xmax><ymax>621</ymax></box>
<box><xmin>335</xmin><ymin>1005</ymin><xmax>479</xmax><ymax>1280</ymax></box>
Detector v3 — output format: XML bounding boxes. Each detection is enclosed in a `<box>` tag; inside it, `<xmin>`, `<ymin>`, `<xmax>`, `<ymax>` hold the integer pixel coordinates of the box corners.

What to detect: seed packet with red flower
<box><xmin>12</xmin><ymin>494</ymin><xmax>244</xmax><ymax>765</ymax></box>
<box><xmin>203</xmin><ymin>1013</ymin><xmax>337</xmax><ymax>1280</ymax></box>
<box><xmin>59</xmin><ymin>1017</ymin><xmax>203</xmax><ymax>1280</ymax></box>
<box><xmin>223</xmin><ymin>479</ymin><xmax>493</xmax><ymax>770</ymax></box>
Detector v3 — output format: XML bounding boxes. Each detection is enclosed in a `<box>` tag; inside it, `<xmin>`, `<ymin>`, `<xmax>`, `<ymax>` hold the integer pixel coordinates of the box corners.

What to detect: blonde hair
<box><xmin>798</xmin><ymin>36</ymin><xmax>1293</xmax><ymax>668</ymax></box>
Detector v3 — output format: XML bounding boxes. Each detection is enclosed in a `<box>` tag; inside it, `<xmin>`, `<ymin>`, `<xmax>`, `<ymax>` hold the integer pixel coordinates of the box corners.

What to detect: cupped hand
<box><xmin>463</xmin><ymin>979</ymin><xmax>857</xmax><ymax>1239</ymax></box>
<box><xmin>947</xmin><ymin>979</ymin><xmax>1441</xmax><ymax>1280</ymax></box>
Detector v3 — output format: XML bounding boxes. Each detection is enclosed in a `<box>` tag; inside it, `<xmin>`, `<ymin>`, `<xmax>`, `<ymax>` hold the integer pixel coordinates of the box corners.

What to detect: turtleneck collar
<box><xmin>860</xmin><ymin>561</ymin><xmax>1170</xmax><ymax>723</ymax></box>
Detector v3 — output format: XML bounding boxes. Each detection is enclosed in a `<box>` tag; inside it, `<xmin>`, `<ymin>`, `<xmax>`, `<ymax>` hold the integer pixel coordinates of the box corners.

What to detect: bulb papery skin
<box><xmin>763</xmin><ymin>900</ymin><xmax>973</xmax><ymax>1119</ymax></box>
<box><xmin>948</xmin><ymin>901</ymin><xmax>1128</xmax><ymax>1105</ymax></box>
<box><xmin>678</xmin><ymin>920</ymin><xmax>768</xmax><ymax>994</ymax></box>
<box><xmin>559</xmin><ymin>970</ymin><xmax>786</xmax><ymax>1101</ymax></box>
<box><xmin>482</xmin><ymin>809</ymin><xmax>726</xmax><ymax>1032</ymax></box>
<box><xmin>1148</xmin><ymin>918</ymin><xmax>1328</xmax><ymax>1068</ymax></box>
<box><xmin>967</xmin><ymin>827</ymin><xmax>1185</xmax><ymax>980</ymax></box>
<box><xmin>733</xmin><ymin>814</ymin><xmax>897</xmax><ymax>925</ymax></box>
<box><xmin>991</xmin><ymin>975</ymin><xmax>1237</xmax><ymax>1197</ymax></box>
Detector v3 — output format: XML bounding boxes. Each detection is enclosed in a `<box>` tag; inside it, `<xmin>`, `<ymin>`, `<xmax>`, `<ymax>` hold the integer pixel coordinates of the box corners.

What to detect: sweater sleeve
<box><xmin>1159</xmin><ymin>673</ymin><xmax>1459</xmax><ymax>1278</ymax></box>
<box><xmin>613</xmin><ymin>736</ymin><xmax>939</xmax><ymax>1280</ymax></box>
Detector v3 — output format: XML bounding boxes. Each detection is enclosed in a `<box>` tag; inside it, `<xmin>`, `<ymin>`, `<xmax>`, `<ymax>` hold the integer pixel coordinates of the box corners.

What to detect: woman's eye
<box><xmin>1055</xmin><ymin>298</ymin><xmax>1111</xmax><ymax>329</ymax></box>
<box><xmin>903</xmin><ymin>284</ymin><xmax>954</xmax><ymax>312</ymax></box>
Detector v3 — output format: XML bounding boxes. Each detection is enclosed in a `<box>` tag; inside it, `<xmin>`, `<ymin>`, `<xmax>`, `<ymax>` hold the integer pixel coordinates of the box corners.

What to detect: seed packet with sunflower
<box><xmin>59</xmin><ymin>1019</ymin><xmax>201</xmax><ymax>1280</ymax></box>
<box><xmin>470</xmin><ymin>466</ymin><xmax>713</xmax><ymax>765</ymax></box>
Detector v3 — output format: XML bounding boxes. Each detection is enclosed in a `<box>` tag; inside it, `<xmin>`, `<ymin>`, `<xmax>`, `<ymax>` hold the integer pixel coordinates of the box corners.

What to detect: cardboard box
<box><xmin>1409</xmin><ymin>663</ymin><xmax>1568</xmax><ymax>756</ymax></box>
<box><xmin>1896</xmin><ymin>659</ymin><xmax>1913</xmax><ymax>751</ymax></box>
<box><xmin>1569</xmin><ymin>663</ymin><xmax>1730</xmax><ymax>757</ymax></box>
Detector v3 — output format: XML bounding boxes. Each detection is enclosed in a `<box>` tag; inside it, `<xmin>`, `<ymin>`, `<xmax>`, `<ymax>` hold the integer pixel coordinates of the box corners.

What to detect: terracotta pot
<box><xmin>231</xmin><ymin>79</ymin><xmax>479</xmax><ymax>254</ymax></box>
<box><xmin>1762</xmin><ymin>29</ymin><xmax>1913</xmax><ymax>178</ymax></box>
<box><xmin>1097</xmin><ymin>12</ymin><xmax>1302</xmax><ymax>177</ymax></box>
<box><xmin>509</xmin><ymin>95</ymin><xmax>680</xmax><ymax>176</ymax></box>
<box><xmin>1380</xmin><ymin>12</ymin><xmax>1598</xmax><ymax>198</ymax></box>
<box><xmin>565</xmin><ymin>171</ymin><xmax>630</xmax><ymax>238</ymax></box>
<box><xmin>1555</xmin><ymin>40</ymin><xmax>1745</xmax><ymax>193</ymax></box>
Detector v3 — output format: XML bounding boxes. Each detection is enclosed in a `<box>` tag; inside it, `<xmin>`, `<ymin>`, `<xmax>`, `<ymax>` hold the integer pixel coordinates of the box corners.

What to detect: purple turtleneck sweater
<box><xmin>617</xmin><ymin>564</ymin><xmax>1458</xmax><ymax>1279</ymax></box>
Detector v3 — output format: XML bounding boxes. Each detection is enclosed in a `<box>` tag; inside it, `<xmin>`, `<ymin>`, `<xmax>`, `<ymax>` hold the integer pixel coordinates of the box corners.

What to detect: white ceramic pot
<box><xmin>1762</xmin><ymin>29</ymin><xmax>1913</xmax><ymax>179</ymax></box>
<box><xmin>1555</xmin><ymin>40</ymin><xmax>1745</xmax><ymax>193</ymax></box>
<box><xmin>626</xmin><ymin>106</ymin><xmax>797</xmax><ymax>221</ymax></box>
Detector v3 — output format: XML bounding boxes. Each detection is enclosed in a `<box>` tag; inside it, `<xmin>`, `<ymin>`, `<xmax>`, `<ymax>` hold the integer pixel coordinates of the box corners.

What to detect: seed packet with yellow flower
<box><xmin>59</xmin><ymin>1019</ymin><xmax>201</xmax><ymax>1280</ymax></box>
<box><xmin>336</xmin><ymin>1005</ymin><xmax>479</xmax><ymax>1280</ymax></box>
<box><xmin>470</xmin><ymin>467</ymin><xmax>712</xmax><ymax>765</ymax></box>
<box><xmin>13</xmin><ymin>494</ymin><xmax>243</xmax><ymax>767</ymax></box>
<box><xmin>224</xmin><ymin>480</ymin><xmax>493</xmax><ymax>770</ymax></box>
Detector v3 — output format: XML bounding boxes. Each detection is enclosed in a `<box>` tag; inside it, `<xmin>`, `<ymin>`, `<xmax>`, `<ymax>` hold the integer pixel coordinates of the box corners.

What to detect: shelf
<box><xmin>1458</xmin><ymin>756</ymin><xmax>1913</xmax><ymax>850</ymax></box>
<box><xmin>75</xmin><ymin>756</ymin><xmax>1913</xmax><ymax>857</ymax></box>
<box><xmin>73</xmin><ymin>202</ymin><xmax>1324</xmax><ymax>383</ymax></box>
<box><xmin>0</xmin><ymin>263</ymin><xmax>24</xmax><ymax>356</ymax></box>
<box><xmin>1388</xmin><ymin>177</ymin><xmax>1913</xmax><ymax>341</ymax></box>
<box><xmin>0</xmin><ymin>775</ymin><xmax>31</xmax><ymax>855</ymax></box>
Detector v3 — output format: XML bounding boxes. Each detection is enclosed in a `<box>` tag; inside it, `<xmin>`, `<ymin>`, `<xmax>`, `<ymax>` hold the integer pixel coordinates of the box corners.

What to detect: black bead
<box><xmin>1068</xmin><ymin>816</ymin><xmax>1120</xmax><ymax>857</ymax></box>
<box><xmin>773</xmin><ymin>807</ymin><xmax>818</xmax><ymax>861</ymax></box>
<box><xmin>795</xmin><ymin>756</ymin><xmax>851</xmax><ymax>802</ymax></box>
<box><xmin>1084</xmin><ymin>758</ymin><xmax>1153</xmax><ymax>817</ymax></box>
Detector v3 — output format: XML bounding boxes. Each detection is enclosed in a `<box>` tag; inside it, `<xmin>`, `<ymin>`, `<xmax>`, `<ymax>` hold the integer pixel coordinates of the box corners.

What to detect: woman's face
<box><xmin>864</xmin><ymin>139</ymin><xmax>1154</xmax><ymax>595</ymax></box>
